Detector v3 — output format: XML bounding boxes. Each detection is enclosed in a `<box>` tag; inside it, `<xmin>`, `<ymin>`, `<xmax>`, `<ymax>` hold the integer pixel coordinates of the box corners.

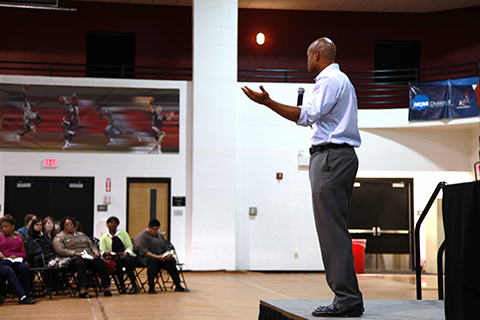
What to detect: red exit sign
<box><xmin>43</xmin><ymin>158</ymin><xmax>58</xmax><ymax>168</ymax></box>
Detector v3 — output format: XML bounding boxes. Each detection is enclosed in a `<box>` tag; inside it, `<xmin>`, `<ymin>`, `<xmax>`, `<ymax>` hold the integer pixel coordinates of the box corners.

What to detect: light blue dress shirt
<box><xmin>296</xmin><ymin>63</ymin><xmax>361</xmax><ymax>147</ymax></box>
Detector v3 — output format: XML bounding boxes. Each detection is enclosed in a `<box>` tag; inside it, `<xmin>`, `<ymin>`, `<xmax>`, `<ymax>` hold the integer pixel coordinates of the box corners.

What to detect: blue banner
<box><xmin>409</xmin><ymin>77</ymin><xmax>479</xmax><ymax>121</ymax></box>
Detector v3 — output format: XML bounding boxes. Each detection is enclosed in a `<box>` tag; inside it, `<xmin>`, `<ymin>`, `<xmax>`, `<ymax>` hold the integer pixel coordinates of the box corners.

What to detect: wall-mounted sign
<box><xmin>43</xmin><ymin>158</ymin><xmax>58</xmax><ymax>168</ymax></box>
<box><xmin>172</xmin><ymin>196</ymin><xmax>186</xmax><ymax>206</ymax></box>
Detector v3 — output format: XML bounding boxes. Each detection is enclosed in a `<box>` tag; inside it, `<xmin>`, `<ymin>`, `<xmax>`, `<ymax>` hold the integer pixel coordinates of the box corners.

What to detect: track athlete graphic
<box><xmin>16</xmin><ymin>84</ymin><xmax>44</xmax><ymax>141</ymax></box>
<box><xmin>148</xmin><ymin>100</ymin><xmax>174</xmax><ymax>154</ymax></box>
<box><xmin>59</xmin><ymin>93</ymin><xmax>80</xmax><ymax>150</ymax></box>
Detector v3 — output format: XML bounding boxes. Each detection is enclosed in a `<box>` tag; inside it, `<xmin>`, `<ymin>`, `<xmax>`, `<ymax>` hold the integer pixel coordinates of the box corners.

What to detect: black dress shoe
<box><xmin>19</xmin><ymin>297</ymin><xmax>37</xmax><ymax>305</ymax></box>
<box><xmin>148</xmin><ymin>288</ymin><xmax>157</xmax><ymax>294</ymax></box>
<box><xmin>78</xmin><ymin>292</ymin><xmax>92</xmax><ymax>299</ymax></box>
<box><xmin>119</xmin><ymin>287</ymin><xmax>127</xmax><ymax>294</ymax></box>
<box><xmin>104</xmin><ymin>290</ymin><xmax>112</xmax><ymax>297</ymax></box>
<box><xmin>174</xmin><ymin>286</ymin><xmax>189</xmax><ymax>292</ymax></box>
<box><xmin>312</xmin><ymin>303</ymin><xmax>364</xmax><ymax>317</ymax></box>
<box><xmin>128</xmin><ymin>288</ymin><xmax>138</xmax><ymax>294</ymax></box>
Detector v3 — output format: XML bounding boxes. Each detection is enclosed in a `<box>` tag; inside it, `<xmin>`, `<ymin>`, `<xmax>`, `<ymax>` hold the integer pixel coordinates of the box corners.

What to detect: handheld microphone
<box><xmin>297</xmin><ymin>87</ymin><xmax>312</xmax><ymax>128</ymax></box>
<box><xmin>297</xmin><ymin>87</ymin><xmax>305</xmax><ymax>106</ymax></box>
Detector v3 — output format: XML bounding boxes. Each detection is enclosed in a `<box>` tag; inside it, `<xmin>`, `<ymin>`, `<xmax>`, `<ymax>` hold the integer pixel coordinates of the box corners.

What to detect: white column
<box><xmin>189</xmin><ymin>0</ymin><xmax>238</xmax><ymax>270</ymax></box>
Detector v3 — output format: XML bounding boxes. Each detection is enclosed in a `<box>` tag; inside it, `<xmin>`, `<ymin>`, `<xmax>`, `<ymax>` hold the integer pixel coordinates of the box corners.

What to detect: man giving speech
<box><xmin>242</xmin><ymin>37</ymin><xmax>363</xmax><ymax>318</ymax></box>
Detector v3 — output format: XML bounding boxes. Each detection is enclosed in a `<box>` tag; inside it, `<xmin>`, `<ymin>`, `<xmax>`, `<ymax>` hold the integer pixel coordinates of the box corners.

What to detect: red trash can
<box><xmin>352</xmin><ymin>239</ymin><xmax>367</xmax><ymax>274</ymax></box>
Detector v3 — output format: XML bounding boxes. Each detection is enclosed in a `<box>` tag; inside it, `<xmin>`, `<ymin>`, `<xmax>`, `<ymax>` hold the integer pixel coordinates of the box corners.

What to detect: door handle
<box><xmin>377</xmin><ymin>229</ymin><xmax>409</xmax><ymax>235</ymax></box>
<box><xmin>349</xmin><ymin>229</ymin><xmax>376</xmax><ymax>234</ymax></box>
<box><xmin>349</xmin><ymin>227</ymin><xmax>408</xmax><ymax>236</ymax></box>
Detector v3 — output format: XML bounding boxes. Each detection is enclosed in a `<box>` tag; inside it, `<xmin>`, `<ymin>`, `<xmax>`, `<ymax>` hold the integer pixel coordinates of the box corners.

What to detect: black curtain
<box><xmin>443</xmin><ymin>181</ymin><xmax>480</xmax><ymax>320</ymax></box>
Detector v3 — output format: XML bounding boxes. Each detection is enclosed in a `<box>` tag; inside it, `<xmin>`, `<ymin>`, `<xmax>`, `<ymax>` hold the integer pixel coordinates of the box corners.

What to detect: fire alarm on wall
<box><xmin>276</xmin><ymin>173</ymin><xmax>283</xmax><ymax>180</ymax></box>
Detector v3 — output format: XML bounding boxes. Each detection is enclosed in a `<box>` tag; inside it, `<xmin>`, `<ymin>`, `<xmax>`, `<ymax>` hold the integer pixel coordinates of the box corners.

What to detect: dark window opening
<box><xmin>86</xmin><ymin>31</ymin><xmax>135</xmax><ymax>78</ymax></box>
<box><xmin>375</xmin><ymin>41</ymin><xmax>420</xmax><ymax>84</ymax></box>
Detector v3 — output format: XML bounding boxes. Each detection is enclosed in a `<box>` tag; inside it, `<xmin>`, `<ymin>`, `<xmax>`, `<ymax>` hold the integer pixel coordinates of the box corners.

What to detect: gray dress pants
<box><xmin>309</xmin><ymin>146</ymin><xmax>363</xmax><ymax>307</ymax></box>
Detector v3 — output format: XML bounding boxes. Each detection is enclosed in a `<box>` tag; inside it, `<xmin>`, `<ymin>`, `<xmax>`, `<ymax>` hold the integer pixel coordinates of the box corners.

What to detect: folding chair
<box><xmin>0</xmin><ymin>274</ymin><xmax>10</xmax><ymax>302</ymax></box>
<box><xmin>59</xmin><ymin>261</ymin><xmax>105</xmax><ymax>297</ymax></box>
<box><xmin>24</xmin><ymin>239</ymin><xmax>60</xmax><ymax>299</ymax></box>
<box><xmin>0</xmin><ymin>277</ymin><xmax>19</xmax><ymax>302</ymax></box>
<box><xmin>87</xmin><ymin>270</ymin><xmax>104</xmax><ymax>296</ymax></box>
<box><xmin>109</xmin><ymin>269</ymin><xmax>121</xmax><ymax>293</ymax></box>
<box><xmin>104</xmin><ymin>258</ymin><xmax>129</xmax><ymax>294</ymax></box>
<box><xmin>111</xmin><ymin>259</ymin><xmax>141</xmax><ymax>293</ymax></box>
<box><xmin>158</xmin><ymin>240</ymin><xmax>188</xmax><ymax>291</ymax></box>
<box><xmin>133</xmin><ymin>266</ymin><xmax>147</xmax><ymax>292</ymax></box>
<box><xmin>57</xmin><ymin>267</ymin><xmax>77</xmax><ymax>297</ymax></box>
<box><xmin>134</xmin><ymin>265</ymin><xmax>164</xmax><ymax>292</ymax></box>
<box><xmin>124</xmin><ymin>267</ymin><xmax>142</xmax><ymax>292</ymax></box>
<box><xmin>29</xmin><ymin>267</ymin><xmax>50</xmax><ymax>298</ymax></box>
<box><xmin>89</xmin><ymin>236</ymin><xmax>100</xmax><ymax>250</ymax></box>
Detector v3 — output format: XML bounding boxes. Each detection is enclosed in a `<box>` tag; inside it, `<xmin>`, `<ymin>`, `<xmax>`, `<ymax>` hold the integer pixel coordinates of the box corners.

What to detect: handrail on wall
<box><xmin>437</xmin><ymin>240</ymin><xmax>446</xmax><ymax>300</ymax></box>
<box><xmin>1</xmin><ymin>60</ymin><xmax>478</xmax><ymax>108</ymax></box>
<box><xmin>475</xmin><ymin>161</ymin><xmax>480</xmax><ymax>181</ymax></box>
<box><xmin>414</xmin><ymin>181</ymin><xmax>447</xmax><ymax>300</ymax></box>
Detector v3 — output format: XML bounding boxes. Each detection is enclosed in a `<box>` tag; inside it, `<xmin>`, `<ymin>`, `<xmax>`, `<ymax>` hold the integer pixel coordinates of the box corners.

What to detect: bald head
<box><xmin>306</xmin><ymin>37</ymin><xmax>337</xmax><ymax>76</ymax></box>
<box><xmin>312</xmin><ymin>37</ymin><xmax>336</xmax><ymax>62</ymax></box>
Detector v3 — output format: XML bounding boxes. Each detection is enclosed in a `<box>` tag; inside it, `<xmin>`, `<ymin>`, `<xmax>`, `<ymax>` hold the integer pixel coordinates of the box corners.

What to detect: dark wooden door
<box><xmin>126</xmin><ymin>178</ymin><xmax>171</xmax><ymax>240</ymax></box>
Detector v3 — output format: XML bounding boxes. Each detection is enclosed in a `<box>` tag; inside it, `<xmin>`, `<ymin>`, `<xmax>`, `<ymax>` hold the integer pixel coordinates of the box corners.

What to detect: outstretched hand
<box><xmin>241</xmin><ymin>85</ymin><xmax>301</xmax><ymax>123</ymax></box>
<box><xmin>241</xmin><ymin>85</ymin><xmax>271</xmax><ymax>105</ymax></box>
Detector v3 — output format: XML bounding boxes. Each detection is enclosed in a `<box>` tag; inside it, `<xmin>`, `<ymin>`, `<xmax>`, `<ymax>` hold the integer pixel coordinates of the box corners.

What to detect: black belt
<box><xmin>309</xmin><ymin>143</ymin><xmax>353</xmax><ymax>155</ymax></box>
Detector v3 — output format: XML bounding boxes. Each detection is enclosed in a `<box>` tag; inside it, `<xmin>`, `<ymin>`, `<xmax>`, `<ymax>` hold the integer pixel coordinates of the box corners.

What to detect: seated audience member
<box><xmin>53</xmin><ymin>217</ymin><xmax>112</xmax><ymax>298</ymax></box>
<box><xmin>133</xmin><ymin>219</ymin><xmax>188</xmax><ymax>293</ymax></box>
<box><xmin>75</xmin><ymin>220</ymin><xmax>83</xmax><ymax>233</ymax></box>
<box><xmin>16</xmin><ymin>214</ymin><xmax>37</xmax><ymax>239</ymax></box>
<box><xmin>0</xmin><ymin>215</ymin><xmax>36</xmax><ymax>304</ymax></box>
<box><xmin>25</xmin><ymin>217</ymin><xmax>55</xmax><ymax>267</ymax></box>
<box><xmin>100</xmin><ymin>216</ymin><xmax>138</xmax><ymax>294</ymax></box>
<box><xmin>43</xmin><ymin>216</ymin><xmax>57</xmax><ymax>241</ymax></box>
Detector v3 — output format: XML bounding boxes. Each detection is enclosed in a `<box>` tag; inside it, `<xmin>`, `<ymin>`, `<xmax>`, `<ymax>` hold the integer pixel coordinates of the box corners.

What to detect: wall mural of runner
<box><xmin>0</xmin><ymin>84</ymin><xmax>179</xmax><ymax>153</ymax></box>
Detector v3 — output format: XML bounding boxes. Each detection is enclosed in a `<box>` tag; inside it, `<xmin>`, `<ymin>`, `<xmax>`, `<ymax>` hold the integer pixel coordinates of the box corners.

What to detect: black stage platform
<box><xmin>259</xmin><ymin>299</ymin><xmax>444</xmax><ymax>319</ymax></box>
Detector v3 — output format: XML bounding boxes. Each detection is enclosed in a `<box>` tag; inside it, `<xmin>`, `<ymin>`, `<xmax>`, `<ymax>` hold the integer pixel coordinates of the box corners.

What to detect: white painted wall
<box><xmin>190</xmin><ymin>0</ymin><xmax>238</xmax><ymax>270</ymax></box>
<box><xmin>235</xmin><ymin>82</ymin><xmax>479</xmax><ymax>271</ymax></box>
<box><xmin>235</xmin><ymin>82</ymin><xmax>318</xmax><ymax>270</ymax></box>
<box><xmin>1</xmin><ymin>77</ymin><xmax>478</xmax><ymax>272</ymax></box>
<box><xmin>0</xmin><ymin>75</ymin><xmax>190</xmax><ymax>266</ymax></box>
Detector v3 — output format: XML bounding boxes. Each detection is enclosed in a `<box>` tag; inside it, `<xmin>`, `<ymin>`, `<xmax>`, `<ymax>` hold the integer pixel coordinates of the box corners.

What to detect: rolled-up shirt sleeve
<box><xmin>296</xmin><ymin>63</ymin><xmax>361</xmax><ymax>147</ymax></box>
<box><xmin>297</xmin><ymin>78</ymin><xmax>339</xmax><ymax>127</ymax></box>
